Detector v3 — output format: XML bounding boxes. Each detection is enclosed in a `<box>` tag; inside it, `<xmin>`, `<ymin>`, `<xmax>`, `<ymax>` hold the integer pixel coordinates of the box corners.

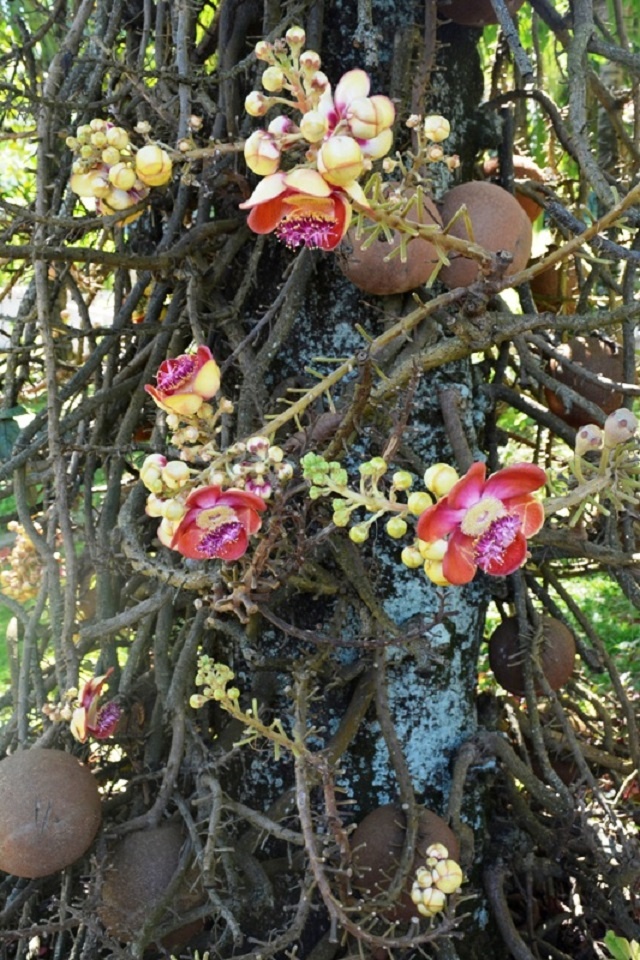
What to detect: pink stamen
<box><xmin>92</xmin><ymin>701</ymin><xmax>121</xmax><ymax>738</ymax></box>
<box><xmin>275</xmin><ymin>213</ymin><xmax>337</xmax><ymax>249</ymax></box>
<box><xmin>474</xmin><ymin>514</ymin><xmax>520</xmax><ymax>573</ymax></box>
<box><xmin>198</xmin><ymin>521</ymin><xmax>242</xmax><ymax>557</ymax></box>
<box><xmin>157</xmin><ymin>356</ymin><xmax>196</xmax><ymax>391</ymax></box>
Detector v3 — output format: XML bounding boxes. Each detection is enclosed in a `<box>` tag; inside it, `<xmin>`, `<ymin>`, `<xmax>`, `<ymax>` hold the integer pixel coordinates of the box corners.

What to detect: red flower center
<box><xmin>157</xmin><ymin>356</ymin><xmax>196</xmax><ymax>391</ymax></box>
<box><xmin>198</xmin><ymin>521</ymin><xmax>243</xmax><ymax>558</ymax></box>
<box><xmin>474</xmin><ymin>514</ymin><xmax>520</xmax><ymax>573</ymax></box>
<box><xmin>275</xmin><ymin>212</ymin><xmax>339</xmax><ymax>249</ymax></box>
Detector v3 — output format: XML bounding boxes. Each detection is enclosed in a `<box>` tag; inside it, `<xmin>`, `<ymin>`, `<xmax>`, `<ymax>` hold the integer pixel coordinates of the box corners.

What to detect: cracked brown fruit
<box><xmin>488</xmin><ymin>617</ymin><xmax>576</xmax><ymax>697</ymax></box>
<box><xmin>0</xmin><ymin>748</ymin><xmax>102</xmax><ymax>878</ymax></box>
<box><xmin>439</xmin><ymin>181</ymin><xmax>532</xmax><ymax>289</ymax></box>
<box><xmin>350</xmin><ymin>804</ymin><xmax>460</xmax><ymax>921</ymax></box>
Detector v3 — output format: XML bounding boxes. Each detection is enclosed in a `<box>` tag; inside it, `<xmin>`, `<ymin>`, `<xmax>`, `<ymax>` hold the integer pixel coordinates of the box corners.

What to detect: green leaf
<box><xmin>604</xmin><ymin>930</ymin><xmax>639</xmax><ymax>960</ymax></box>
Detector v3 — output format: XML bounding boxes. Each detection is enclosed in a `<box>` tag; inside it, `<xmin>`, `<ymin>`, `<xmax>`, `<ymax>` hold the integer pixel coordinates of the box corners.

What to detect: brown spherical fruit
<box><xmin>544</xmin><ymin>335</ymin><xmax>626</xmax><ymax>428</ymax></box>
<box><xmin>438</xmin><ymin>0</ymin><xmax>526</xmax><ymax>26</ymax></box>
<box><xmin>350</xmin><ymin>804</ymin><xmax>460</xmax><ymax>921</ymax></box>
<box><xmin>439</xmin><ymin>181</ymin><xmax>532</xmax><ymax>288</ymax></box>
<box><xmin>482</xmin><ymin>154</ymin><xmax>545</xmax><ymax>222</ymax></box>
<box><xmin>99</xmin><ymin>822</ymin><xmax>204</xmax><ymax>943</ymax></box>
<box><xmin>339</xmin><ymin>194</ymin><xmax>443</xmax><ymax>296</ymax></box>
<box><xmin>488</xmin><ymin>617</ymin><xmax>576</xmax><ymax>697</ymax></box>
<box><xmin>0</xmin><ymin>748</ymin><xmax>101</xmax><ymax>878</ymax></box>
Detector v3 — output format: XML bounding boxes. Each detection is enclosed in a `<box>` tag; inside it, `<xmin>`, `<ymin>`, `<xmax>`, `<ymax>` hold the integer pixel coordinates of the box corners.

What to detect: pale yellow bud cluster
<box><xmin>0</xmin><ymin>521</ymin><xmax>46</xmax><ymax>602</ymax></box>
<box><xmin>410</xmin><ymin>844</ymin><xmax>463</xmax><ymax>918</ymax></box>
<box><xmin>190</xmin><ymin>656</ymin><xmax>241</xmax><ymax>710</ymax></box>
<box><xmin>67</xmin><ymin>119</ymin><xmax>172</xmax><ymax>219</ymax></box>
<box><xmin>404</xmin><ymin>112</ymin><xmax>458</xmax><ymax>172</ymax></box>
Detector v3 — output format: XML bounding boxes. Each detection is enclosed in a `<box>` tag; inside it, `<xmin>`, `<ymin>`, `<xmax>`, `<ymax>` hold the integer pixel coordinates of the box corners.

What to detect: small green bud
<box><xmin>369</xmin><ymin>457</ymin><xmax>388</xmax><ymax>473</ymax></box>
<box><xmin>309</xmin><ymin>486</ymin><xmax>323</xmax><ymax>499</ymax></box>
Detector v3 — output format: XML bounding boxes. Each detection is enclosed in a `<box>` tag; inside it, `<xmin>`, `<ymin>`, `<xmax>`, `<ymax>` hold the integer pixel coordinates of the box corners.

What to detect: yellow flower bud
<box><xmin>575</xmin><ymin>424</ymin><xmax>603</xmax><ymax>457</ymax></box>
<box><xmin>423</xmin><ymin>559</ymin><xmax>451</xmax><ymax>587</ymax></box>
<box><xmin>262</xmin><ymin>66</ymin><xmax>285</xmax><ymax>92</ymax></box>
<box><xmin>423</xmin><ymin>114</ymin><xmax>451</xmax><ymax>143</ymax></box>
<box><xmin>70</xmin><ymin>170</ymin><xmax>110</xmax><ymax>198</ymax></box>
<box><xmin>418</xmin><ymin>886</ymin><xmax>447</xmax><ymax>916</ymax></box>
<box><xmin>392</xmin><ymin>470</ymin><xmax>413</xmax><ymax>491</ymax></box>
<box><xmin>347</xmin><ymin>95</ymin><xmax>395</xmax><ymax>140</ymax></box>
<box><xmin>285</xmin><ymin>26</ymin><xmax>306</xmax><ymax>48</ymax></box>
<box><xmin>349</xmin><ymin>523</ymin><xmax>369</xmax><ymax>544</ymax></box>
<box><xmin>101</xmin><ymin>146</ymin><xmax>121</xmax><ymax>166</ymax></box>
<box><xmin>426</xmin><ymin>843</ymin><xmax>450</xmax><ymax>860</ymax></box>
<box><xmin>401</xmin><ymin>545</ymin><xmax>424</xmax><ymax>569</ymax></box>
<box><xmin>417</xmin><ymin>538</ymin><xmax>447</xmax><ymax>562</ymax></box>
<box><xmin>299</xmin><ymin>110</ymin><xmax>329</xmax><ymax>143</ymax></box>
<box><xmin>161</xmin><ymin>460</ymin><xmax>190</xmax><ymax>489</ymax></box>
<box><xmin>386</xmin><ymin>516</ymin><xmax>408</xmax><ymax>539</ymax></box>
<box><xmin>162</xmin><ymin>499</ymin><xmax>187</xmax><ymax>522</ymax></box>
<box><xmin>432</xmin><ymin>859</ymin><xmax>463</xmax><ymax>895</ymax></box>
<box><xmin>407</xmin><ymin>491</ymin><xmax>432</xmax><ymax>515</ymax></box>
<box><xmin>108</xmin><ymin>161</ymin><xmax>137</xmax><ymax>191</ymax></box>
<box><xmin>106</xmin><ymin>126</ymin><xmax>130</xmax><ymax>150</ymax></box>
<box><xmin>318</xmin><ymin>136</ymin><xmax>364</xmax><ymax>186</ymax></box>
<box><xmin>300</xmin><ymin>50</ymin><xmax>321</xmax><ymax>72</ymax></box>
<box><xmin>254</xmin><ymin>40</ymin><xmax>273</xmax><ymax>62</ymax></box>
<box><xmin>135</xmin><ymin>144</ymin><xmax>172</xmax><ymax>186</ymax></box>
<box><xmin>90</xmin><ymin>130</ymin><xmax>107</xmax><ymax>148</ymax></box>
<box><xmin>424</xmin><ymin>463</ymin><xmax>459</xmax><ymax>497</ymax></box>
<box><xmin>245</xmin><ymin>91</ymin><xmax>270</xmax><ymax>117</ymax></box>
<box><xmin>244</xmin><ymin>130</ymin><xmax>281</xmax><ymax>176</ymax></box>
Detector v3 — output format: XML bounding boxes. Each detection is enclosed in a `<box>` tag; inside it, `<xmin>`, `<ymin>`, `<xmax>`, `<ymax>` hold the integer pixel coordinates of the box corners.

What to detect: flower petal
<box><xmin>217</xmin><ymin>489</ymin><xmax>268</xmax><ymax>513</ymax></box>
<box><xmin>484</xmin><ymin>463</ymin><xmax>547</xmax><ymax>500</ymax></box>
<box><xmin>246</xmin><ymin>196</ymin><xmax>286</xmax><ymax>234</ymax></box>
<box><xmin>216</xmin><ymin>528</ymin><xmax>249</xmax><ymax>561</ymax></box>
<box><xmin>284</xmin><ymin>167</ymin><xmax>333</xmax><ymax>197</ymax></box>
<box><xmin>442</xmin><ymin>528</ymin><xmax>477</xmax><ymax>585</ymax></box>
<box><xmin>238</xmin><ymin>172</ymin><xmax>288</xmax><ymax>209</ymax></box>
<box><xmin>416</xmin><ymin>500</ymin><xmax>466</xmax><ymax>542</ymax></box>
<box><xmin>192</xmin><ymin>358</ymin><xmax>221</xmax><ymax>399</ymax></box>
<box><xmin>334</xmin><ymin>68</ymin><xmax>370</xmax><ymax>114</ymax></box>
<box><xmin>506</xmin><ymin>495</ymin><xmax>545</xmax><ymax>538</ymax></box>
<box><xmin>446</xmin><ymin>461</ymin><xmax>487</xmax><ymax>510</ymax></box>
<box><xmin>360</xmin><ymin>127</ymin><xmax>394</xmax><ymax>160</ymax></box>
<box><xmin>483</xmin><ymin>530</ymin><xmax>528</xmax><ymax>577</ymax></box>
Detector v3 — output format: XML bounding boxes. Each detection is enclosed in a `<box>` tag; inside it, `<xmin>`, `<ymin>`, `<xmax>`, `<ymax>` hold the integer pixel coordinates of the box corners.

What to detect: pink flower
<box><xmin>171</xmin><ymin>486</ymin><xmax>267</xmax><ymax>561</ymax></box>
<box><xmin>239</xmin><ymin>168</ymin><xmax>362</xmax><ymax>250</ymax></box>
<box><xmin>416</xmin><ymin>462</ymin><xmax>546</xmax><ymax>585</ymax></box>
<box><xmin>70</xmin><ymin>668</ymin><xmax>121</xmax><ymax>743</ymax></box>
<box><xmin>145</xmin><ymin>345</ymin><xmax>220</xmax><ymax>416</ymax></box>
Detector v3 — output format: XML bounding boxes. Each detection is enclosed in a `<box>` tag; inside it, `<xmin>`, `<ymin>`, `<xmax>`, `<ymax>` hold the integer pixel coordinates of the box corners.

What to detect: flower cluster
<box><xmin>302</xmin><ymin>453</ymin><xmax>546</xmax><ymax>587</ymax></box>
<box><xmin>46</xmin><ymin>669</ymin><xmax>122</xmax><ymax>744</ymax></box>
<box><xmin>0</xmin><ymin>521</ymin><xmax>46</xmax><ymax>601</ymax></box>
<box><xmin>410</xmin><ymin>843</ymin><xmax>464</xmax><ymax>919</ymax></box>
<box><xmin>239</xmin><ymin>26</ymin><xmax>395</xmax><ymax>250</ymax></box>
<box><xmin>142</xmin><ymin>348</ymin><xmax>296</xmax><ymax>563</ymax></box>
<box><xmin>67</xmin><ymin>119</ymin><xmax>172</xmax><ymax>218</ymax></box>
